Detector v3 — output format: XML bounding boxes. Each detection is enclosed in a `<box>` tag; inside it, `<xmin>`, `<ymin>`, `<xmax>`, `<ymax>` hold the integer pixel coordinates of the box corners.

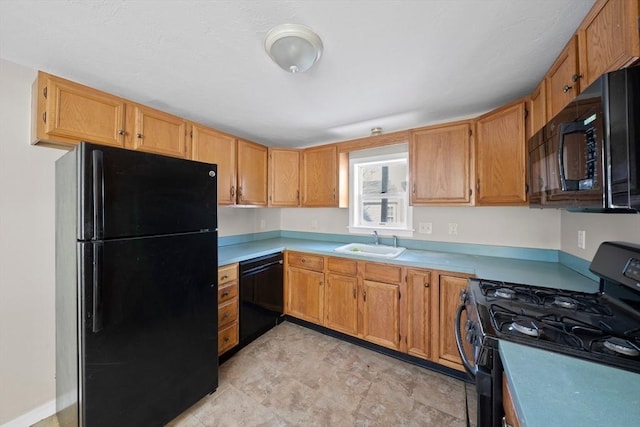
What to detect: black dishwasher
<box><xmin>239</xmin><ymin>252</ymin><xmax>284</xmax><ymax>347</ymax></box>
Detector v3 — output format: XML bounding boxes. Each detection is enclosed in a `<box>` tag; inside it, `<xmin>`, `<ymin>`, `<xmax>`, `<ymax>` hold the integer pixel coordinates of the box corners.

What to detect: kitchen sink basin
<box><xmin>333</xmin><ymin>243</ymin><xmax>406</xmax><ymax>259</ymax></box>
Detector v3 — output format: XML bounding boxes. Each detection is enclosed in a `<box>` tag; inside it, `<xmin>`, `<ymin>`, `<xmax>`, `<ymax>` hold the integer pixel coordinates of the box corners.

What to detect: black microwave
<box><xmin>529</xmin><ymin>67</ymin><xmax>640</xmax><ymax>212</ymax></box>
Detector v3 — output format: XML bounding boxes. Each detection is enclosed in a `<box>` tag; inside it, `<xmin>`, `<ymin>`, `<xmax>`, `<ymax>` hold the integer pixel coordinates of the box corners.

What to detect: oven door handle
<box><xmin>454</xmin><ymin>303</ymin><xmax>477</xmax><ymax>380</ymax></box>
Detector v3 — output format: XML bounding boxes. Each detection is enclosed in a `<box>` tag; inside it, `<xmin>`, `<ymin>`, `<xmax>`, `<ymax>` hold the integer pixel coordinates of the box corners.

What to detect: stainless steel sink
<box><xmin>333</xmin><ymin>243</ymin><xmax>406</xmax><ymax>259</ymax></box>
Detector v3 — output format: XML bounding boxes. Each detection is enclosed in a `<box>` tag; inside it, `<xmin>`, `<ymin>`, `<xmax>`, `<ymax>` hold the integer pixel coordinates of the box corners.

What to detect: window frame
<box><xmin>348</xmin><ymin>148</ymin><xmax>413</xmax><ymax>237</ymax></box>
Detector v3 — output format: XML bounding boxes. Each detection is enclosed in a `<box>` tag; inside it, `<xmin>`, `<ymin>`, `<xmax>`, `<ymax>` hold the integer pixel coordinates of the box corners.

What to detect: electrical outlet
<box><xmin>418</xmin><ymin>222</ymin><xmax>433</xmax><ymax>234</ymax></box>
<box><xmin>578</xmin><ymin>230</ymin><xmax>586</xmax><ymax>249</ymax></box>
<box><xmin>448</xmin><ymin>223</ymin><xmax>458</xmax><ymax>235</ymax></box>
<box><xmin>311</xmin><ymin>219</ymin><xmax>318</xmax><ymax>230</ymax></box>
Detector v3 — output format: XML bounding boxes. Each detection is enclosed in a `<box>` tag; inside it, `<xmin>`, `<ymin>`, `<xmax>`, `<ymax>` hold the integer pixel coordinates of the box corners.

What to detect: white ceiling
<box><xmin>0</xmin><ymin>0</ymin><xmax>596</xmax><ymax>148</ymax></box>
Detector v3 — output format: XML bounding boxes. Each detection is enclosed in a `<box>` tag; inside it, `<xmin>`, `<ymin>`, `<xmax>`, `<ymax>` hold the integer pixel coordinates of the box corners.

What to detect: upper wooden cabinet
<box><xmin>237</xmin><ymin>139</ymin><xmax>268</xmax><ymax>206</ymax></box>
<box><xmin>578</xmin><ymin>0</ymin><xmax>640</xmax><ymax>89</ymax></box>
<box><xmin>527</xmin><ymin>80</ymin><xmax>547</xmax><ymax>140</ymax></box>
<box><xmin>269</xmin><ymin>148</ymin><xmax>300</xmax><ymax>207</ymax></box>
<box><xmin>190</xmin><ymin>124</ymin><xmax>237</xmax><ymax>205</ymax></box>
<box><xmin>409</xmin><ymin>122</ymin><xmax>473</xmax><ymax>205</ymax></box>
<box><xmin>125</xmin><ymin>104</ymin><xmax>188</xmax><ymax>158</ymax></box>
<box><xmin>475</xmin><ymin>101</ymin><xmax>527</xmax><ymax>205</ymax></box>
<box><xmin>546</xmin><ymin>36</ymin><xmax>581</xmax><ymax>120</ymax></box>
<box><xmin>32</xmin><ymin>71</ymin><xmax>126</xmax><ymax>148</ymax></box>
<box><xmin>301</xmin><ymin>145</ymin><xmax>338</xmax><ymax>207</ymax></box>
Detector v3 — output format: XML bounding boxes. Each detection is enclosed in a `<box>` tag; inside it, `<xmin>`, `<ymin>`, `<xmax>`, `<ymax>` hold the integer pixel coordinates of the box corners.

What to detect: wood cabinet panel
<box><xmin>363</xmin><ymin>262</ymin><xmax>402</xmax><ymax>284</ymax></box>
<box><xmin>269</xmin><ymin>148</ymin><xmax>300</xmax><ymax>207</ymax></box>
<box><xmin>286</xmin><ymin>266</ymin><xmax>325</xmax><ymax>324</ymax></box>
<box><xmin>218</xmin><ymin>321</ymin><xmax>239</xmax><ymax>355</ymax></box>
<box><xmin>527</xmin><ymin>80</ymin><xmax>547</xmax><ymax>139</ymax></box>
<box><xmin>237</xmin><ymin>139</ymin><xmax>268</xmax><ymax>206</ymax></box>
<box><xmin>34</xmin><ymin>71</ymin><xmax>125</xmax><ymax>147</ymax></box>
<box><xmin>475</xmin><ymin>101</ymin><xmax>527</xmax><ymax>205</ymax></box>
<box><xmin>546</xmin><ymin>37</ymin><xmax>580</xmax><ymax>120</ymax></box>
<box><xmin>301</xmin><ymin>145</ymin><xmax>338</xmax><ymax>207</ymax></box>
<box><xmin>410</xmin><ymin>123</ymin><xmax>472</xmax><ymax>205</ymax></box>
<box><xmin>406</xmin><ymin>268</ymin><xmax>432</xmax><ymax>359</ymax></box>
<box><xmin>436</xmin><ymin>273</ymin><xmax>472</xmax><ymax>371</ymax></box>
<box><xmin>218</xmin><ymin>263</ymin><xmax>239</xmax><ymax>285</ymax></box>
<box><xmin>191</xmin><ymin>124</ymin><xmax>237</xmax><ymax>206</ymax></box>
<box><xmin>287</xmin><ymin>252</ymin><xmax>324</xmax><ymax>272</ymax></box>
<box><xmin>217</xmin><ymin>263</ymin><xmax>239</xmax><ymax>356</ymax></box>
<box><xmin>327</xmin><ymin>257</ymin><xmax>357</xmax><ymax>276</ymax></box>
<box><xmin>218</xmin><ymin>282</ymin><xmax>238</xmax><ymax>305</ymax></box>
<box><xmin>325</xmin><ymin>271</ymin><xmax>359</xmax><ymax>336</ymax></box>
<box><xmin>362</xmin><ymin>279</ymin><xmax>401</xmax><ymax>350</ymax></box>
<box><xmin>578</xmin><ymin>0</ymin><xmax>640</xmax><ymax>88</ymax></box>
<box><xmin>502</xmin><ymin>375</ymin><xmax>522</xmax><ymax>427</ymax></box>
<box><xmin>127</xmin><ymin>104</ymin><xmax>188</xmax><ymax>158</ymax></box>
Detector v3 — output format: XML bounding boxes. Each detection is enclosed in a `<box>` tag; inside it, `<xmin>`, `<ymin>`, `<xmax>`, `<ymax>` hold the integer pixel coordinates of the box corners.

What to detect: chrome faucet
<box><xmin>371</xmin><ymin>230</ymin><xmax>379</xmax><ymax>245</ymax></box>
<box><xmin>393</xmin><ymin>235</ymin><xmax>398</xmax><ymax>248</ymax></box>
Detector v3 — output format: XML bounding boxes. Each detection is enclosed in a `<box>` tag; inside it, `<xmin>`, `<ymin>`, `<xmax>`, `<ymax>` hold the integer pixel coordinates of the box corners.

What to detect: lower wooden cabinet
<box><xmin>283</xmin><ymin>251</ymin><xmax>473</xmax><ymax>372</ymax></box>
<box><xmin>502</xmin><ymin>375</ymin><xmax>522</xmax><ymax>427</ymax></box>
<box><xmin>285</xmin><ymin>252</ymin><xmax>325</xmax><ymax>324</ymax></box>
<box><xmin>218</xmin><ymin>263</ymin><xmax>239</xmax><ymax>356</ymax></box>
<box><xmin>325</xmin><ymin>257</ymin><xmax>359</xmax><ymax>336</ymax></box>
<box><xmin>406</xmin><ymin>268</ymin><xmax>432</xmax><ymax>359</ymax></box>
<box><xmin>434</xmin><ymin>272</ymin><xmax>473</xmax><ymax>370</ymax></box>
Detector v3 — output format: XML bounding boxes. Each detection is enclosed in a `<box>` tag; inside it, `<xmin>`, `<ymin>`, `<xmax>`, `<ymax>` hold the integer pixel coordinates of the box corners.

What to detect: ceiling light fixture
<box><xmin>265</xmin><ymin>24</ymin><xmax>323</xmax><ymax>73</ymax></box>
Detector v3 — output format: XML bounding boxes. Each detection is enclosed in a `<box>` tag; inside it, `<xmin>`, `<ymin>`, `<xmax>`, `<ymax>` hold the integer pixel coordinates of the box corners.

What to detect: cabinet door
<box><xmin>127</xmin><ymin>104</ymin><xmax>188</xmax><ymax>158</ymax></box>
<box><xmin>406</xmin><ymin>268</ymin><xmax>431</xmax><ymax>359</ymax></box>
<box><xmin>301</xmin><ymin>145</ymin><xmax>338</xmax><ymax>207</ymax></box>
<box><xmin>362</xmin><ymin>280</ymin><xmax>401</xmax><ymax>350</ymax></box>
<box><xmin>546</xmin><ymin>36</ymin><xmax>580</xmax><ymax>120</ymax></box>
<box><xmin>286</xmin><ymin>266</ymin><xmax>324</xmax><ymax>325</ymax></box>
<box><xmin>191</xmin><ymin>124</ymin><xmax>237</xmax><ymax>206</ymax></box>
<box><xmin>237</xmin><ymin>139</ymin><xmax>268</xmax><ymax>206</ymax></box>
<box><xmin>436</xmin><ymin>274</ymin><xmax>472</xmax><ymax>371</ymax></box>
<box><xmin>325</xmin><ymin>272</ymin><xmax>359</xmax><ymax>336</ymax></box>
<box><xmin>269</xmin><ymin>148</ymin><xmax>300</xmax><ymax>207</ymax></box>
<box><xmin>475</xmin><ymin>102</ymin><xmax>527</xmax><ymax>205</ymax></box>
<box><xmin>410</xmin><ymin>123</ymin><xmax>472</xmax><ymax>205</ymax></box>
<box><xmin>527</xmin><ymin>80</ymin><xmax>547</xmax><ymax>139</ymax></box>
<box><xmin>36</xmin><ymin>72</ymin><xmax>125</xmax><ymax>147</ymax></box>
<box><xmin>578</xmin><ymin>0</ymin><xmax>640</xmax><ymax>88</ymax></box>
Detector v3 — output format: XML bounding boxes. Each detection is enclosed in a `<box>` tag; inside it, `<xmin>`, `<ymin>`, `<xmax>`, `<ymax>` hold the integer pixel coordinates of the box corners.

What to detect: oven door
<box><xmin>455</xmin><ymin>302</ymin><xmax>503</xmax><ymax>427</ymax></box>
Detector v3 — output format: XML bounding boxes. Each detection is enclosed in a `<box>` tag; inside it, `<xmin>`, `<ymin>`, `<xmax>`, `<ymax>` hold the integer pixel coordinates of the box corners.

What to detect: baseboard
<box><xmin>0</xmin><ymin>399</ymin><xmax>55</xmax><ymax>427</ymax></box>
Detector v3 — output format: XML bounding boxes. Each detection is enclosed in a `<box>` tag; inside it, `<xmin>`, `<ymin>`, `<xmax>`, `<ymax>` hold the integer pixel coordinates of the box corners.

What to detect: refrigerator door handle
<box><xmin>92</xmin><ymin>243</ymin><xmax>104</xmax><ymax>333</ymax></box>
<box><xmin>92</xmin><ymin>150</ymin><xmax>105</xmax><ymax>240</ymax></box>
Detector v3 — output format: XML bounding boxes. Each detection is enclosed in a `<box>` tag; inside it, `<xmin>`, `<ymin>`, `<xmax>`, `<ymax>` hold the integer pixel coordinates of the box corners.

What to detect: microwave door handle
<box><xmin>558</xmin><ymin>122</ymin><xmax>588</xmax><ymax>191</ymax></box>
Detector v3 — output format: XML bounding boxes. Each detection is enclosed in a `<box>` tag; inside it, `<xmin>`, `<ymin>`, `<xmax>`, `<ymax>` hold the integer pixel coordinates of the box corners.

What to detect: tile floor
<box><xmin>34</xmin><ymin>321</ymin><xmax>476</xmax><ymax>427</ymax></box>
<box><xmin>169</xmin><ymin>321</ymin><xmax>476</xmax><ymax>426</ymax></box>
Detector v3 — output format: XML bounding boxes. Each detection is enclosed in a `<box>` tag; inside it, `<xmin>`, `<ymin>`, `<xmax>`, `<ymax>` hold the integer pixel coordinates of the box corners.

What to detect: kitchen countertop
<box><xmin>500</xmin><ymin>340</ymin><xmax>640</xmax><ymax>427</ymax></box>
<box><xmin>219</xmin><ymin>236</ymin><xmax>617</xmax><ymax>425</ymax></box>
<box><xmin>218</xmin><ymin>237</ymin><xmax>599</xmax><ymax>292</ymax></box>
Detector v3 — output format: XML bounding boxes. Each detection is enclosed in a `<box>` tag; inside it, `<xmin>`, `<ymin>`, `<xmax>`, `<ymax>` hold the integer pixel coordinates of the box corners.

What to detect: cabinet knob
<box><xmin>572</xmin><ymin>73</ymin><xmax>583</xmax><ymax>83</ymax></box>
<box><xmin>224</xmin><ymin>336</ymin><xmax>230</xmax><ymax>342</ymax></box>
<box><xmin>424</xmin><ymin>283</ymin><xmax>429</xmax><ymax>288</ymax></box>
<box><xmin>230</xmin><ymin>186</ymin><xmax>235</xmax><ymax>198</ymax></box>
<box><xmin>221</xmin><ymin>274</ymin><xmax>229</xmax><ymax>280</ymax></box>
<box><xmin>222</xmin><ymin>313</ymin><xmax>229</xmax><ymax>320</ymax></box>
<box><xmin>136</xmin><ymin>133</ymin><xmax>144</xmax><ymax>138</ymax></box>
<box><xmin>221</xmin><ymin>291</ymin><xmax>229</xmax><ymax>297</ymax></box>
<box><xmin>118</xmin><ymin>130</ymin><xmax>126</xmax><ymax>135</ymax></box>
<box><xmin>562</xmin><ymin>84</ymin><xmax>572</xmax><ymax>93</ymax></box>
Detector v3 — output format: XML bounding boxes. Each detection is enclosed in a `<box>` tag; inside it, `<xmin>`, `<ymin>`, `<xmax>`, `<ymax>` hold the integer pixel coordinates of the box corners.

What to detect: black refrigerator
<box><xmin>55</xmin><ymin>142</ymin><xmax>218</xmax><ymax>426</ymax></box>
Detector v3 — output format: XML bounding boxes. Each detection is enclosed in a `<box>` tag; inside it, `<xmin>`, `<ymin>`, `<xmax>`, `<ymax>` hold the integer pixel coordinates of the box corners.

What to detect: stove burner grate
<box><xmin>602</xmin><ymin>337</ymin><xmax>640</xmax><ymax>357</ymax></box>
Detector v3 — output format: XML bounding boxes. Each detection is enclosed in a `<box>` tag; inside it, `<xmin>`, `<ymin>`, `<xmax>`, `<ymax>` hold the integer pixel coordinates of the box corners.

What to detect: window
<box><xmin>349</xmin><ymin>144</ymin><xmax>412</xmax><ymax>236</ymax></box>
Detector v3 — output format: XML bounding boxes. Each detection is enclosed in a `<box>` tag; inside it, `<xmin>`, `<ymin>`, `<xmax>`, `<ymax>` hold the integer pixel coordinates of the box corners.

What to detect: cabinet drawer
<box><xmin>218</xmin><ymin>321</ymin><xmax>238</xmax><ymax>355</ymax></box>
<box><xmin>287</xmin><ymin>252</ymin><xmax>324</xmax><ymax>272</ymax></box>
<box><xmin>218</xmin><ymin>299</ymin><xmax>238</xmax><ymax>327</ymax></box>
<box><xmin>218</xmin><ymin>263</ymin><xmax>238</xmax><ymax>285</ymax></box>
<box><xmin>363</xmin><ymin>263</ymin><xmax>402</xmax><ymax>284</ymax></box>
<box><xmin>327</xmin><ymin>257</ymin><xmax>357</xmax><ymax>275</ymax></box>
<box><xmin>218</xmin><ymin>282</ymin><xmax>238</xmax><ymax>304</ymax></box>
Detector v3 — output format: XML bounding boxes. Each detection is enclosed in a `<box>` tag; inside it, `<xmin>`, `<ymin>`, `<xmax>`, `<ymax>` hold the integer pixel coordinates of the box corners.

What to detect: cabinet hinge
<box><xmin>524</xmin><ymin>108</ymin><xmax>529</xmax><ymax>120</ymax></box>
<box><xmin>43</xmin><ymin>86</ymin><xmax>47</xmax><ymax>99</ymax></box>
<box><xmin>468</xmin><ymin>128</ymin><xmax>472</xmax><ymax>137</ymax></box>
<box><xmin>42</xmin><ymin>111</ymin><xmax>46</xmax><ymax>123</ymax></box>
<box><xmin>190</xmin><ymin>130</ymin><xmax>193</xmax><ymax>138</ymax></box>
<box><xmin>398</xmin><ymin>292</ymin><xmax>401</xmax><ymax>300</ymax></box>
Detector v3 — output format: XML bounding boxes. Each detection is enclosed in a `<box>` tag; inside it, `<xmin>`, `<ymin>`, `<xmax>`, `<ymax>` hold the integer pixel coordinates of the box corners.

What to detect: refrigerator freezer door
<box><xmin>77</xmin><ymin>142</ymin><xmax>217</xmax><ymax>241</ymax></box>
<box><xmin>79</xmin><ymin>231</ymin><xmax>218</xmax><ymax>426</ymax></box>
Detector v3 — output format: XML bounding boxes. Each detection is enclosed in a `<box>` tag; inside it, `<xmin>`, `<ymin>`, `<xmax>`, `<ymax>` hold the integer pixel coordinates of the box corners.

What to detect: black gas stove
<box><xmin>456</xmin><ymin>241</ymin><xmax>640</xmax><ymax>427</ymax></box>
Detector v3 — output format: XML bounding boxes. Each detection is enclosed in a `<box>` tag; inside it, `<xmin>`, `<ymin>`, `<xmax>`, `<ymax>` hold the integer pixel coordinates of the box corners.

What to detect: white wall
<box><xmin>281</xmin><ymin>206</ymin><xmax>563</xmax><ymax>249</ymax></box>
<box><xmin>0</xmin><ymin>60</ymin><xmax>65</xmax><ymax>424</ymax></box>
<box><xmin>561</xmin><ymin>211</ymin><xmax>640</xmax><ymax>260</ymax></box>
